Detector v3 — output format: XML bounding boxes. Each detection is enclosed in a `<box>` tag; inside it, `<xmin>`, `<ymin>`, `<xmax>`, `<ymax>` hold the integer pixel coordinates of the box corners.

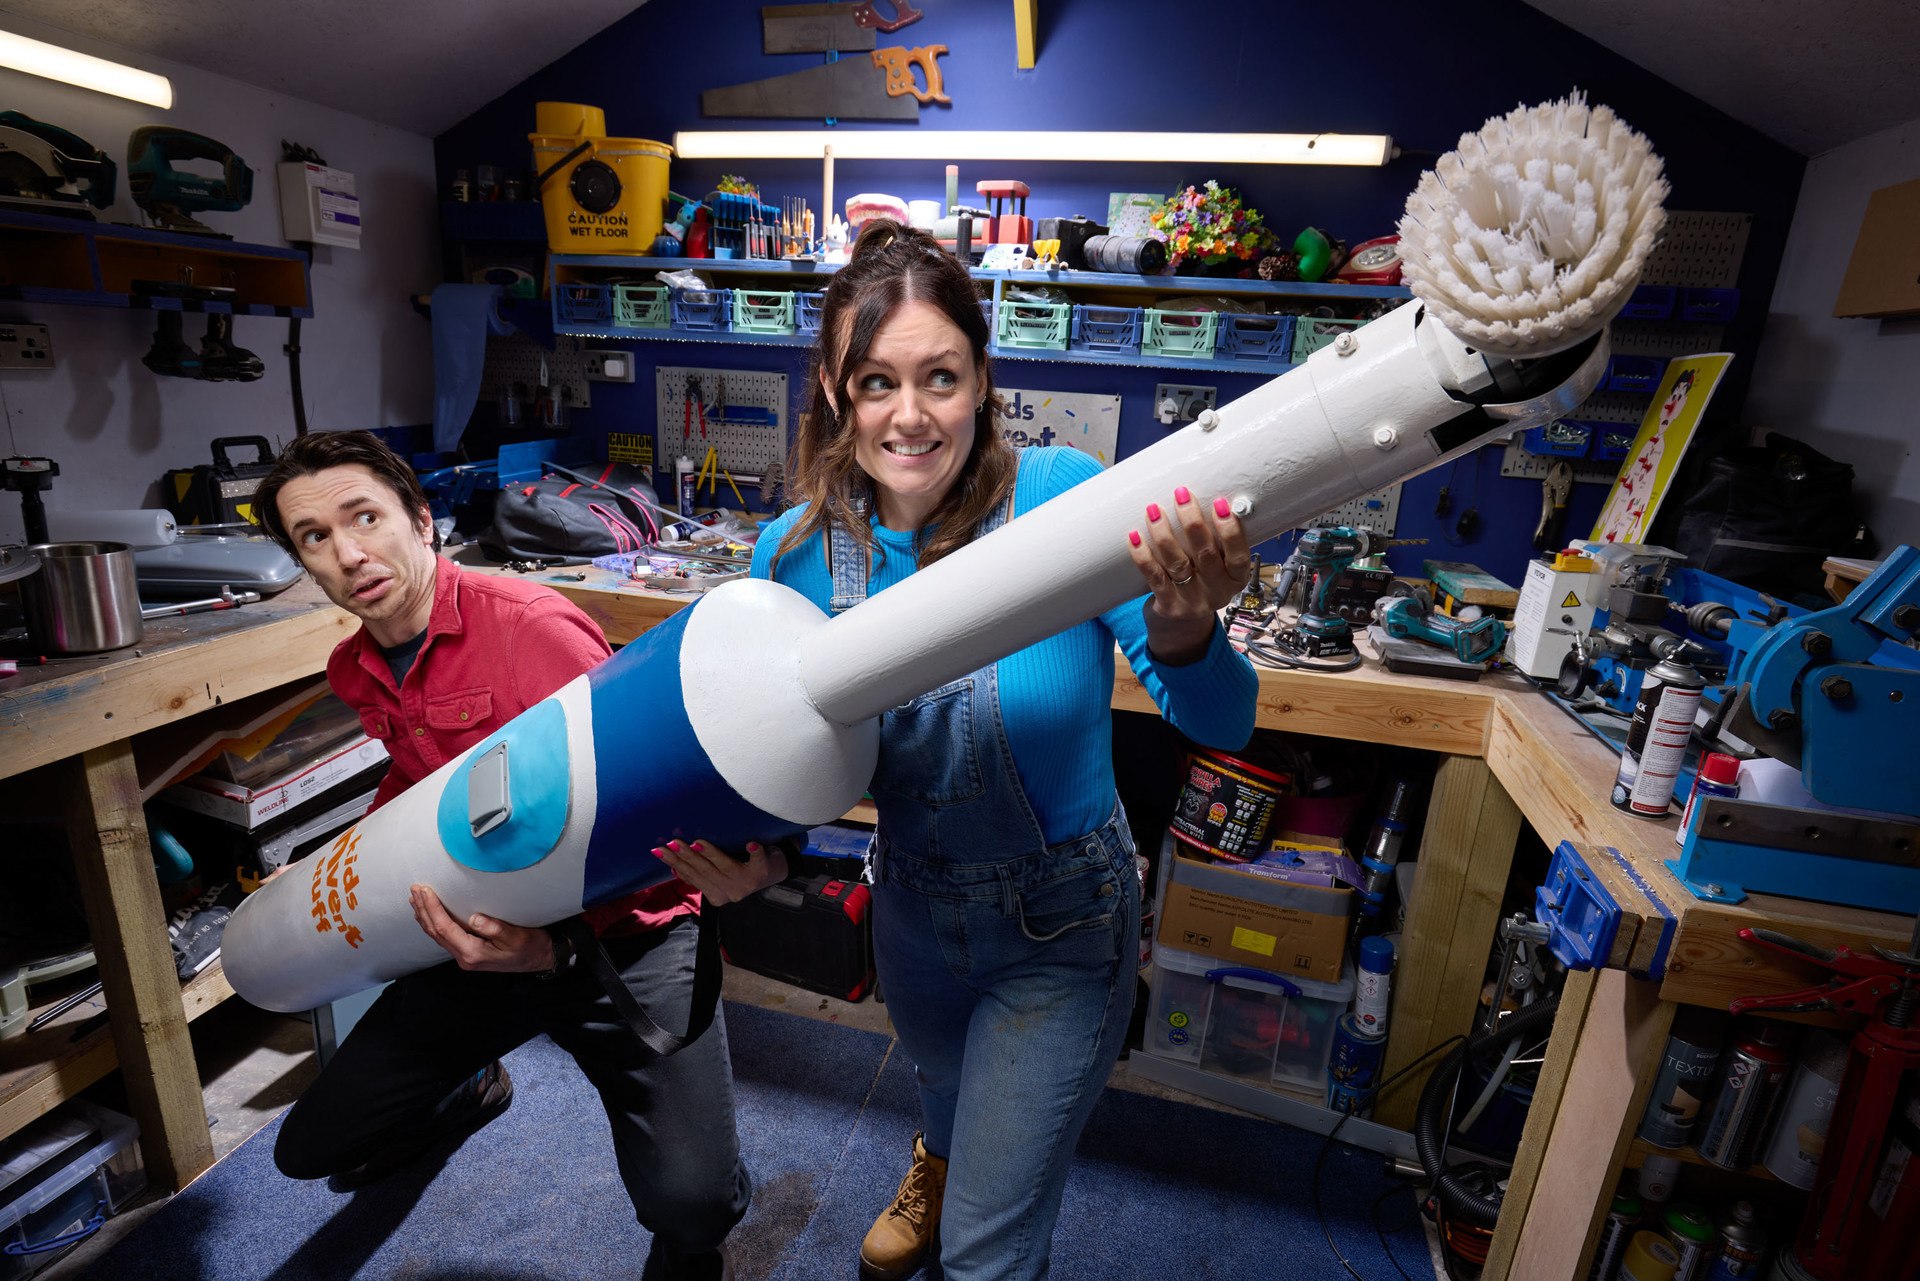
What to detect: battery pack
<box><xmin>716</xmin><ymin>872</ymin><xmax>874</xmax><ymax>1001</ymax></box>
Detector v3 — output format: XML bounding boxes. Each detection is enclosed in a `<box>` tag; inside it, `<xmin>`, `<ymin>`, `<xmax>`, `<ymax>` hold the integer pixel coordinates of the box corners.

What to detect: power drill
<box><xmin>1272</xmin><ymin>525</ymin><xmax>1386</xmax><ymax>658</ymax></box>
<box><xmin>1374</xmin><ymin>588</ymin><xmax>1508</xmax><ymax>664</ymax></box>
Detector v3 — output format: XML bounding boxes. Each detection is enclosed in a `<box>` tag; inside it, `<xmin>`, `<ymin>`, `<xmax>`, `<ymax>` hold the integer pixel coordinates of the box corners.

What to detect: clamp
<box><xmin>1729</xmin><ymin>926</ymin><xmax>1916</xmax><ymax>1020</ymax></box>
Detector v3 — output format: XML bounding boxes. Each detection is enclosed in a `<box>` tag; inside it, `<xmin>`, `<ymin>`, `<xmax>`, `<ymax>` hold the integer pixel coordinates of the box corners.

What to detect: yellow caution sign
<box><xmin>1560</xmin><ymin>591</ymin><xmax>1583</xmax><ymax>608</ymax></box>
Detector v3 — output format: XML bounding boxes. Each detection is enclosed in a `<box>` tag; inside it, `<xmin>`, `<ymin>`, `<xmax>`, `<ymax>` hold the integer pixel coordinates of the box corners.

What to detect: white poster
<box><xmin>996</xmin><ymin>388</ymin><xmax>1122</xmax><ymax>466</ymax></box>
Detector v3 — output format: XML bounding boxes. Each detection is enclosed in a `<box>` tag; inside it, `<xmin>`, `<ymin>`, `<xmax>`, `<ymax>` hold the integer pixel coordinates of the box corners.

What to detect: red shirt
<box><xmin>330</xmin><ymin>557</ymin><xmax>696</xmax><ymax>935</ymax></box>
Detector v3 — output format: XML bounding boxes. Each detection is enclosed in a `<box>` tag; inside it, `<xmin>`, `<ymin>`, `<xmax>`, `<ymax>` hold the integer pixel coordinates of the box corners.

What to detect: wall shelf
<box><xmin>0</xmin><ymin>207</ymin><xmax>314</xmax><ymax>318</ymax></box>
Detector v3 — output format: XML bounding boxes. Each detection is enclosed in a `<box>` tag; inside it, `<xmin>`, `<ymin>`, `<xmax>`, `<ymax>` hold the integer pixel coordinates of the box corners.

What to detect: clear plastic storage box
<box><xmin>0</xmin><ymin>1100</ymin><xmax>145</xmax><ymax>1280</ymax></box>
<box><xmin>1141</xmin><ymin>940</ymin><xmax>1354</xmax><ymax>1092</ymax></box>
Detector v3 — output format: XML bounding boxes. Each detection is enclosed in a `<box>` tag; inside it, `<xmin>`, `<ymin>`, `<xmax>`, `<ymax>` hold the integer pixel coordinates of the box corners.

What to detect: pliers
<box><xmin>684</xmin><ymin>374</ymin><xmax>708</xmax><ymax>443</ymax></box>
<box><xmin>1533</xmin><ymin>460</ymin><xmax>1574</xmax><ymax>553</ymax></box>
<box><xmin>1728</xmin><ymin>927</ymin><xmax>1912</xmax><ymax>1018</ymax></box>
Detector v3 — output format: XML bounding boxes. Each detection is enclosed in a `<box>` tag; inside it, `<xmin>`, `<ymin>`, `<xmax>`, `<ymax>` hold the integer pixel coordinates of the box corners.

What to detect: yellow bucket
<box><xmin>535</xmin><ymin>101</ymin><xmax>606</xmax><ymax>136</ymax></box>
<box><xmin>530</xmin><ymin>134</ymin><xmax>673</xmax><ymax>254</ymax></box>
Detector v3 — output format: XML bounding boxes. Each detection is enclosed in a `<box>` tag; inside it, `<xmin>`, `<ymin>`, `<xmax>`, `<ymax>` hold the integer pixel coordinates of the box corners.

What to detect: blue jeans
<box><xmin>872</xmin><ymin>819</ymin><xmax>1139</xmax><ymax>1281</ymax></box>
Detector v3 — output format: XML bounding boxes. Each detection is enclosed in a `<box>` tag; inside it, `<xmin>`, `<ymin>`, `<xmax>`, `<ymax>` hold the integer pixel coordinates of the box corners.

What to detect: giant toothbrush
<box><xmin>224</xmin><ymin>95</ymin><xmax>1667</xmax><ymax>1012</ymax></box>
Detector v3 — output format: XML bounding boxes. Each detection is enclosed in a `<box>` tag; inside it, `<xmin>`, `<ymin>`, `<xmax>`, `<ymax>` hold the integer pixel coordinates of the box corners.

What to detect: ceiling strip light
<box><xmin>673</xmin><ymin>129</ymin><xmax>1394</xmax><ymax>167</ymax></box>
<box><xmin>0</xmin><ymin>30</ymin><xmax>174</xmax><ymax>108</ymax></box>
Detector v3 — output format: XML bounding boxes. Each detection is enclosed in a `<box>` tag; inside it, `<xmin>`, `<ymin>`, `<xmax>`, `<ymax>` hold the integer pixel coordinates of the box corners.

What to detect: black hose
<box><xmin>286</xmin><ymin>317</ymin><xmax>307</xmax><ymax>437</ymax></box>
<box><xmin>1414</xmin><ymin>991</ymin><xmax>1562</xmax><ymax>1230</ymax></box>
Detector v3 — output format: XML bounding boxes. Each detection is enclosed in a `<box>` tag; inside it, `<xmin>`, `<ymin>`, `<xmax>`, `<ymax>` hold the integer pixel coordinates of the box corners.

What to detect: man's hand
<box><xmin>410</xmin><ymin>884</ymin><xmax>557</xmax><ymax>972</ymax></box>
<box><xmin>653</xmin><ymin>840</ymin><xmax>789</xmax><ymax>906</ymax></box>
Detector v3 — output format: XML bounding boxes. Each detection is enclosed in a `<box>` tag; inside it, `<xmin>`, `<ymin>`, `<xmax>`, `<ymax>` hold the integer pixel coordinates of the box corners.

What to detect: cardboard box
<box><xmin>1833</xmin><ymin>177</ymin><xmax>1920</xmax><ymax>319</ymax></box>
<box><xmin>159</xmin><ymin>734</ymin><xmax>389</xmax><ymax>829</ymax></box>
<box><xmin>1157</xmin><ymin>847</ymin><xmax>1351</xmax><ymax>983</ymax></box>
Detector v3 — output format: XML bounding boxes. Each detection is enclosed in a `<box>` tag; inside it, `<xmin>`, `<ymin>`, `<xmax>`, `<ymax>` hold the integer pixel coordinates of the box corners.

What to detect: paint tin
<box><xmin>1696</xmin><ymin>1021</ymin><xmax>1792</xmax><ymax>1170</ymax></box>
<box><xmin>1591</xmin><ymin>1190</ymin><xmax>1643</xmax><ymax>1281</ymax></box>
<box><xmin>1613</xmin><ymin>655</ymin><xmax>1705</xmax><ymax>817</ymax></box>
<box><xmin>1621</xmin><ymin>1228</ymin><xmax>1681</xmax><ymax>1281</ymax></box>
<box><xmin>1169</xmin><ymin>750</ymin><xmax>1290</xmax><ymax>863</ymax></box>
<box><xmin>1707</xmin><ymin>1199</ymin><xmax>1767</xmax><ymax>1279</ymax></box>
<box><xmin>1326</xmin><ymin>1013</ymin><xmax>1384</xmax><ymax>1117</ymax></box>
<box><xmin>1639</xmin><ymin>1005</ymin><xmax>1729</xmax><ymax>1148</ymax></box>
<box><xmin>1665</xmin><ymin>1203</ymin><xmax>1716</xmax><ymax>1281</ymax></box>
<box><xmin>1760</xmin><ymin>1030</ymin><xmax>1848</xmax><ymax>1189</ymax></box>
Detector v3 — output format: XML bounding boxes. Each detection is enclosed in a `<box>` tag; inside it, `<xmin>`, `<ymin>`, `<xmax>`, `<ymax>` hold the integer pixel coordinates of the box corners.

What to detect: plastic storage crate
<box><xmin>796</xmin><ymin>291</ymin><xmax>827</xmax><ymax>335</ymax></box>
<box><xmin>977</xmin><ymin>296</ymin><xmax>995</xmax><ymax>332</ymax></box>
<box><xmin>1605</xmin><ymin>354</ymin><xmax>1668</xmax><ymax>393</ymax></box>
<box><xmin>1618</xmin><ymin>284</ymin><xmax>1676</xmax><ymax>320</ymax></box>
<box><xmin>611</xmin><ymin>283</ymin><xmax>669</xmax><ymax>330</ymax></box>
<box><xmin>1214</xmin><ymin>312</ymin><xmax>1296</xmax><ymax>364</ymax></box>
<box><xmin>0</xmin><ymin>1100</ymin><xmax>146</xmax><ymax>1281</ymax></box>
<box><xmin>1292</xmin><ymin>316</ymin><xmax>1364</xmax><ymax>362</ymax></box>
<box><xmin>732</xmin><ymin>289</ymin><xmax>797</xmax><ymax>335</ymax></box>
<box><xmin>1142</xmin><ymin>309</ymin><xmax>1218</xmax><ymax>359</ymax></box>
<box><xmin>670</xmin><ymin>287</ymin><xmax>734</xmax><ymax>332</ymax></box>
<box><xmin>1068</xmin><ymin>304</ymin><xmax>1143</xmax><ymax>355</ymax></box>
<box><xmin>555</xmin><ymin>283</ymin><xmax>613</xmax><ymax>328</ymax></box>
<box><xmin>1141</xmin><ymin>941</ymin><xmax>1354</xmax><ymax>1091</ymax></box>
<box><xmin>996</xmin><ymin>300</ymin><xmax>1071</xmax><ymax>351</ymax></box>
<box><xmin>1680</xmin><ymin>287</ymin><xmax>1739</xmax><ymax>323</ymax></box>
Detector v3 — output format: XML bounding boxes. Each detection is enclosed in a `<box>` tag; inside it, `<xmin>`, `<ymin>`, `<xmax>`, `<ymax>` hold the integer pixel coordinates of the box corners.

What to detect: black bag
<box><xmin>1670</xmin><ymin>432</ymin><xmax>1865</xmax><ymax>599</ymax></box>
<box><xmin>478</xmin><ymin>462</ymin><xmax>658</xmax><ymax>562</ymax></box>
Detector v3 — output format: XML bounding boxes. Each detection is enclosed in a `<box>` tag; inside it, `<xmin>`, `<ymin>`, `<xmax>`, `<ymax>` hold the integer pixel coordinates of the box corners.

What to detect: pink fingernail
<box><xmin>1175</xmin><ymin>486</ymin><xmax>1192</xmax><ymax>505</ymax></box>
<box><xmin>1214</xmin><ymin>497</ymin><xmax>1232</xmax><ymax>519</ymax></box>
<box><xmin>1129</xmin><ymin>530</ymin><xmax>1142</xmax><ymax>548</ymax></box>
<box><xmin>1146</xmin><ymin>503</ymin><xmax>1162</xmax><ymax>523</ymax></box>
<box><xmin>747</xmin><ymin>842</ymin><xmax>763</xmax><ymax>853</ymax></box>
<box><xmin>652</xmin><ymin>847</ymin><xmax>667</xmax><ymax>857</ymax></box>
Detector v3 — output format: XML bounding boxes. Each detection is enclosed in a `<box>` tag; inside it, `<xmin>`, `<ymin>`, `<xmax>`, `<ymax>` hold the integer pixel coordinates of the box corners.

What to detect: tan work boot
<box><xmin>859</xmin><ymin>1132</ymin><xmax>947</xmax><ymax>1280</ymax></box>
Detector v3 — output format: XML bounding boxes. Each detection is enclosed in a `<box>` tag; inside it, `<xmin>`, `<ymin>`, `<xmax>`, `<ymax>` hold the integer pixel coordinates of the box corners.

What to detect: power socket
<box><xmin>0</xmin><ymin>323</ymin><xmax>52</xmax><ymax>369</ymax></box>
<box><xmin>583</xmin><ymin>349</ymin><xmax>635</xmax><ymax>383</ymax></box>
<box><xmin>1154</xmin><ymin>383</ymin><xmax>1215</xmax><ymax>426</ymax></box>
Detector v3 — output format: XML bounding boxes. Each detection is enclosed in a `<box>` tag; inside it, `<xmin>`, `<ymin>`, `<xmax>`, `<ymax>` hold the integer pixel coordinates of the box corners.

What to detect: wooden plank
<box><xmin>1496</xmin><ymin>970</ymin><xmax>1668</xmax><ymax>1280</ymax></box>
<box><xmin>1014</xmin><ymin>0</ymin><xmax>1039</xmax><ymax>68</ymax></box>
<box><xmin>1663</xmin><ymin>894</ymin><xmax>1910</xmax><ymax>1011</ymax></box>
<box><xmin>60</xmin><ymin>743</ymin><xmax>213</xmax><ymax>1190</ymax></box>
<box><xmin>1374</xmin><ymin>754</ymin><xmax>1522</xmax><ymax>1128</ymax></box>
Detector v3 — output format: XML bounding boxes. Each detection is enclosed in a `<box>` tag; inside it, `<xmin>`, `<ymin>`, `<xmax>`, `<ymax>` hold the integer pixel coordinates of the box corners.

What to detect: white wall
<box><xmin>1746</xmin><ymin>118</ymin><xmax>1920</xmax><ymax>548</ymax></box>
<box><xmin>0</xmin><ymin>16</ymin><xmax>438</xmax><ymax>545</ymax></box>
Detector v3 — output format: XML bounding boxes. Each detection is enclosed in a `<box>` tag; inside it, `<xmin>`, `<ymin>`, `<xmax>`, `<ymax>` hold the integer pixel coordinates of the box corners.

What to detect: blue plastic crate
<box><xmin>796</xmin><ymin>291</ymin><xmax>827</xmax><ymax>335</ymax></box>
<box><xmin>556</xmin><ymin>283</ymin><xmax>613</xmax><ymax>327</ymax></box>
<box><xmin>1618</xmin><ymin>285</ymin><xmax>1676</xmax><ymax>320</ymax></box>
<box><xmin>1680</xmin><ymin>287</ymin><xmax>1739</xmax><ymax>323</ymax></box>
<box><xmin>1523</xmin><ymin>419</ymin><xmax>1595</xmax><ymax>457</ymax></box>
<box><xmin>670</xmin><ymin>287</ymin><xmax>734</xmax><ymax>332</ymax></box>
<box><xmin>1592</xmin><ymin>426</ymin><xmax>1636</xmax><ymax>463</ymax></box>
<box><xmin>1215</xmin><ymin>312</ymin><xmax>1295</xmax><ymax>364</ymax></box>
<box><xmin>1605</xmin><ymin>355</ymin><xmax>1668</xmax><ymax>394</ymax></box>
<box><xmin>978</xmin><ymin>296</ymin><xmax>994</xmax><ymax>331</ymax></box>
<box><xmin>1069</xmin><ymin>304</ymin><xmax>1143</xmax><ymax>355</ymax></box>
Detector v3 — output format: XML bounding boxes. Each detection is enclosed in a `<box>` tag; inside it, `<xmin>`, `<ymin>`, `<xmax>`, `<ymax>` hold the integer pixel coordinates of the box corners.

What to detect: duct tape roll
<box><xmin>45</xmin><ymin>508</ymin><xmax>179</xmax><ymax>548</ymax></box>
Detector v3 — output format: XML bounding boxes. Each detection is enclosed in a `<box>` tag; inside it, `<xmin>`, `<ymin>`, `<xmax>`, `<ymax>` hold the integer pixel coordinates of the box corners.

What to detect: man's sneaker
<box><xmin>859</xmin><ymin>1132</ymin><xmax>947</xmax><ymax>1280</ymax></box>
<box><xmin>332</xmin><ymin>1059</ymin><xmax>513</xmax><ymax>1188</ymax></box>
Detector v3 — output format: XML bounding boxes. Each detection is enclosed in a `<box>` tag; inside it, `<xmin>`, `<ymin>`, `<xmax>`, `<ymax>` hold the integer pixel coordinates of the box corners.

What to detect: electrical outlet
<box><xmin>583</xmin><ymin>349</ymin><xmax>635</xmax><ymax>383</ymax></box>
<box><xmin>0</xmin><ymin>323</ymin><xmax>52</xmax><ymax>369</ymax></box>
<box><xmin>1154</xmin><ymin>383</ymin><xmax>1215</xmax><ymax>426</ymax></box>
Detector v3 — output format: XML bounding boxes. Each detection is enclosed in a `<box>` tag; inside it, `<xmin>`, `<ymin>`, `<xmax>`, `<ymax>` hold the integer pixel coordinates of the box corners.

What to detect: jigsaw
<box><xmin>127</xmin><ymin>126</ymin><xmax>252</xmax><ymax>236</ymax></box>
<box><xmin>0</xmin><ymin>111</ymin><xmax>115</xmax><ymax>217</ymax></box>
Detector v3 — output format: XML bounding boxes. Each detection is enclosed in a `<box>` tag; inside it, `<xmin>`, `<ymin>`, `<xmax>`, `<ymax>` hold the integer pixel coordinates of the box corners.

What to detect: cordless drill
<box><xmin>1273</xmin><ymin>525</ymin><xmax>1384</xmax><ymax>658</ymax></box>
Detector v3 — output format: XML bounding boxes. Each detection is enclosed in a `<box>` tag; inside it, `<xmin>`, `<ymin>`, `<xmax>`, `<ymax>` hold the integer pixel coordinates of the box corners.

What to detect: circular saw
<box><xmin>0</xmin><ymin>111</ymin><xmax>116</xmax><ymax>217</ymax></box>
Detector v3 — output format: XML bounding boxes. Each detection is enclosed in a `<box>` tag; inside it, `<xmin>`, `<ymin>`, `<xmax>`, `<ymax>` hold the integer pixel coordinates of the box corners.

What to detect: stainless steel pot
<box><xmin>21</xmin><ymin>541</ymin><xmax>145</xmax><ymax>653</ymax></box>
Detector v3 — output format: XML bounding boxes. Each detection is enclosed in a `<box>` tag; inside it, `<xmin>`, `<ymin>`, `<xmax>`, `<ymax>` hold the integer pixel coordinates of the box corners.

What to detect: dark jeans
<box><xmin>274</xmin><ymin>915</ymin><xmax>750</xmax><ymax>1258</ymax></box>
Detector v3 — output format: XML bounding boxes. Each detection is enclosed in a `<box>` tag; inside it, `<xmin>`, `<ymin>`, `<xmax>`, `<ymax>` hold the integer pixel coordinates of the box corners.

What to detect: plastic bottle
<box><xmin>1354</xmin><ymin>935</ymin><xmax>1394</xmax><ymax>1036</ymax></box>
<box><xmin>676</xmin><ymin>454</ymin><xmax>696</xmax><ymax>517</ymax></box>
<box><xmin>1676</xmin><ymin>752</ymin><xmax>1740</xmax><ymax>846</ymax></box>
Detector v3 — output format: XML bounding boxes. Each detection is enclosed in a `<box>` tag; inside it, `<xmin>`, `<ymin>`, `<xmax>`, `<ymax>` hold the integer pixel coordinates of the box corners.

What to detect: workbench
<box><xmin>5</xmin><ymin>558</ymin><xmax>1906</xmax><ymax>1273</ymax></box>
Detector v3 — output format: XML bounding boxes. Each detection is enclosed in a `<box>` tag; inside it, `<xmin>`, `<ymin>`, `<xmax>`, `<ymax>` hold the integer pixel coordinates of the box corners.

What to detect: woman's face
<box><xmin>828</xmin><ymin>299</ymin><xmax>984</xmax><ymax>530</ymax></box>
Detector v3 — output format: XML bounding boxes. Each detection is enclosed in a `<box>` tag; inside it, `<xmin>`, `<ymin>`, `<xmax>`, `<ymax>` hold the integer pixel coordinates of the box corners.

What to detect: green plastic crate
<box><xmin>731</xmin><ymin>289</ymin><xmax>796</xmax><ymax>335</ymax></box>
<box><xmin>995</xmin><ymin>300</ymin><xmax>1070</xmax><ymax>351</ymax></box>
<box><xmin>612</xmin><ymin>283</ymin><xmax>669</xmax><ymax>329</ymax></box>
<box><xmin>1292</xmin><ymin>316</ymin><xmax>1364</xmax><ymax>362</ymax></box>
<box><xmin>1142</xmin><ymin>309</ymin><xmax>1218</xmax><ymax>359</ymax></box>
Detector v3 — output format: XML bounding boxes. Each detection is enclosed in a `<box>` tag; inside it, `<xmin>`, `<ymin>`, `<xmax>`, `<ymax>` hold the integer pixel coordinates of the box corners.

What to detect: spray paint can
<box><xmin>1637</xmin><ymin>1151</ymin><xmax>1683</xmax><ymax>1215</ymax></box>
<box><xmin>1760</xmin><ymin>1030</ymin><xmax>1849</xmax><ymax>1189</ymax></box>
<box><xmin>1696</xmin><ymin>1021</ymin><xmax>1793</xmax><ymax>1170</ymax></box>
<box><xmin>1665</xmin><ymin>1203</ymin><xmax>1716</xmax><ymax>1281</ymax></box>
<box><xmin>1706</xmin><ymin>1200</ymin><xmax>1768</xmax><ymax>1279</ymax></box>
<box><xmin>1639</xmin><ymin>1005</ymin><xmax>1730</xmax><ymax>1148</ymax></box>
<box><xmin>1354</xmin><ymin>935</ymin><xmax>1395</xmax><ymax>1036</ymax></box>
<box><xmin>1620</xmin><ymin>1228</ymin><xmax>1681</xmax><ymax>1281</ymax></box>
<box><xmin>1612</xmin><ymin>654</ymin><xmax>1706</xmax><ymax>817</ymax></box>
<box><xmin>1592</xmin><ymin>1190</ymin><xmax>1644</xmax><ymax>1280</ymax></box>
<box><xmin>1326</xmin><ymin>1013</ymin><xmax>1385</xmax><ymax>1117</ymax></box>
<box><xmin>1676</xmin><ymin>751</ymin><xmax>1740</xmax><ymax>845</ymax></box>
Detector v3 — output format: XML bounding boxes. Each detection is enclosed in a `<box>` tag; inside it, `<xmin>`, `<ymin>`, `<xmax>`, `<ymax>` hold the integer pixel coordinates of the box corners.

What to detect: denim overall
<box><xmin>827</xmin><ymin>510</ymin><xmax>1140</xmax><ymax>1281</ymax></box>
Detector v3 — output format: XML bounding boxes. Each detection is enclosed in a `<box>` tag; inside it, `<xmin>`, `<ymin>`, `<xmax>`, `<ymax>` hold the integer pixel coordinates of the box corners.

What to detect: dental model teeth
<box><xmin>1397</xmin><ymin>92</ymin><xmax>1667</xmax><ymax>359</ymax></box>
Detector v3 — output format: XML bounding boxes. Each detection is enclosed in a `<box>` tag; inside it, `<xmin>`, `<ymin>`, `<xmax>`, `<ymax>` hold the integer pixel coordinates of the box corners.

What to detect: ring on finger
<box><xmin>1170</xmin><ymin>568</ymin><xmax>1196</xmax><ymax>586</ymax></box>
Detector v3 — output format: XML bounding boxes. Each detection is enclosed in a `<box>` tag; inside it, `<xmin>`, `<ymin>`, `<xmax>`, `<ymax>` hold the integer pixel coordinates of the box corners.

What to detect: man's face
<box><xmin>276</xmin><ymin>464</ymin><xmax>438</xmax><ymax>646</ymax></box>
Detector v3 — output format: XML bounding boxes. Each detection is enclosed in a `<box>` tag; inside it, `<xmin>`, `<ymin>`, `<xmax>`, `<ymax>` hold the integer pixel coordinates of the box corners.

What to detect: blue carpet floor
<box><xmin>80</xmin><ymin>1002</ymin><xmax>1427</xmax><ymax>1280</ymax></box>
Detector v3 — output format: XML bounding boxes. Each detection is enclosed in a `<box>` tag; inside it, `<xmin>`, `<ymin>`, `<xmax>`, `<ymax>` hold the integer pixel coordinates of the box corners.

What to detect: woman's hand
<box><xmin>654</xmin><ymin>839</ymin><xmax>790</xmax><ymax>906</ymax></box>
<box><xmin>1127</xmin><ymin>487</ymin><xmax>1252</xmax><ymax>664</ymax></box>
<box><xmin>409</xmin><ymin>884</ymin><xmax>558</xmax><ymax>972</ymax></box>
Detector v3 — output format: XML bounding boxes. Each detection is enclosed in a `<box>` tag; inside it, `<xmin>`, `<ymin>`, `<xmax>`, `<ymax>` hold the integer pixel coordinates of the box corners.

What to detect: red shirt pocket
<box><xmin>425</xmin><ymin>688</ymin><xmax>494</xmax><ymax>731</ymax></box>
<box><xmin>357</xmin><ymin>708</ymin><xmax>394</xmax><ymax>739</ymax></box>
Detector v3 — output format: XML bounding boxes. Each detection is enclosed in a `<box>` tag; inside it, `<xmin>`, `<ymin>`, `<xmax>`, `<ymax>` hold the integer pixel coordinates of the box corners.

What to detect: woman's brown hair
<box><xmin>776</xmin><ymin>218</ymin><xmax>1015</xmax><ymax>571</ymax></box>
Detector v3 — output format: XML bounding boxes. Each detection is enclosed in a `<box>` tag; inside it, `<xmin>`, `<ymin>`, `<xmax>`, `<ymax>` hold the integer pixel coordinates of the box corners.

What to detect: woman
<box><xmin>659</xmin><ymin>220</ymin><xmax>1258</xmax><ymax>1280</ymax></box>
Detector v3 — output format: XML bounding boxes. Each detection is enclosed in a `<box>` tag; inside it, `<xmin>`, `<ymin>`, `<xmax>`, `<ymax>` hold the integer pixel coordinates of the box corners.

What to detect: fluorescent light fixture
<box><xmin>673</xmin><ymin>129</ymin><xmax>1394</xmax><ymax>166</ymax></box>
<box><xmin>0</xmin><ymin>30</ymin><xmax>173</xmax><ymax>108</ymax></box>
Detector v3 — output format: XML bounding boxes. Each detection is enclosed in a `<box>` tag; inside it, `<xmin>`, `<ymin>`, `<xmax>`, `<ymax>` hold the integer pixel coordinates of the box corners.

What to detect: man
<box><xmin>256</xmin><ymin>430</ymin><xmax>772</xmax><ymax>1280</ymax></box>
